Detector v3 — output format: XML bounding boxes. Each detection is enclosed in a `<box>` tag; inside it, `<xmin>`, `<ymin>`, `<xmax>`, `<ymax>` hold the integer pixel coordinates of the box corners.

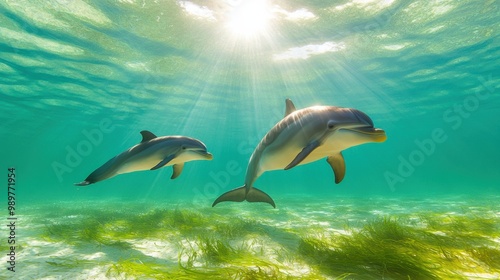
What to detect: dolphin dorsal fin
<box><xmin>284</xmin><ymin>99</ymin><xmax>296</xmax><ymax>117</ymax></box>
<box><xmin>140</xmin><ymin>130</ymin><xmax>157</xmax><ymax>143</ymax></box>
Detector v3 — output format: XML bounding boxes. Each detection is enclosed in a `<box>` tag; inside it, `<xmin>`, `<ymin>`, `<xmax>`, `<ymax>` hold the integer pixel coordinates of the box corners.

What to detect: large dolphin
<box><xmin>212</xmin><ymin>99</ymin><xmax>386</xmax><ymax>208</ymax></box>
<box><xmin>75</xmin><ymin>130</ymin><xmax>213</xmax><ymax>186</ymax></box>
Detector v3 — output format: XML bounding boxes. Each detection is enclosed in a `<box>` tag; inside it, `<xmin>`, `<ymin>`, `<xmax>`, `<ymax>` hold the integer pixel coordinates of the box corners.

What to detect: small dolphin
<box><xmin>212</xmin><ymin>99</ymin><xmax>386</xmax><ymax>208</ymax></box>
<box><xmin>75</xmin><ymin>130</ymin><xmax>213</xmax><ymax>186</ymax></box>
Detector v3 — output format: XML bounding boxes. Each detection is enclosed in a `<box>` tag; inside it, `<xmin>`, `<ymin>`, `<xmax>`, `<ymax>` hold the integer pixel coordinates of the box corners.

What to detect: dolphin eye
<box><xmin>181</xmin><ymin>146</ymin><xmax>186</xmax><ymax>150</ymax></box>
<box><xmin>327</xmin><ymin>121</ymin><xmax>335</xmax><ymax>129</ymax></box>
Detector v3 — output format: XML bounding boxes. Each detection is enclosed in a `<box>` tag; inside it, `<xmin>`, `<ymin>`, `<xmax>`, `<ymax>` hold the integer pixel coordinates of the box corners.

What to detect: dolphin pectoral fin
<box><xmin>140</xmin><ymin>130</ymin><xmax>157</xmax><ymax>143</ymax></box>
<box><xmin>284</xmin><ymin>98</ymin><xmax>297</xmax><ymax>117</ymax></box>
<box><xmin>212</xmin><ymin>185</ymin><xmax>276</xmax><ymax>208</ymax></box>
<box><xmin>151</xmin><ymin>154</ymin><xmax>176</xmax><ymax>171</ymax></box>
<box><xmin>212</xmin><ymin>186</ymin><xmax>247</xmax><ymax>207</ymax></box>
<box><xmin>327</xmin><ymin>153</ymin><xmax>346</xmax><ymax>184</ymax></box>
<box><xmin>247</xmin><ymin>187</ymin><xmax>276</xmax><ymax>208</ymax></box>
<box><xmin>171</xmin><ymin>163</ymin><xmax>184</xmax><ymax>179</ymax></box>
<box><xmin>284</xmin><ymin>140</ymin><xmax>320</xmax><ymax>170</ymax></box>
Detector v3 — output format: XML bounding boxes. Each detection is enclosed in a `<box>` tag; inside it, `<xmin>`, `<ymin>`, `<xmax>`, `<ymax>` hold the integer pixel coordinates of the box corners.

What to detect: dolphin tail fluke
<box><xmin>212</xmin><ymin>185</ymin><xmax>246</xmax><ymax>207</ymax></box>
<box><xmin>212</xmin><ymin>185</ymin><xmax>276</xmax><ymax>208</ymax></box>
<box><xmin>246</xmin><ymin>187</ymin><xmax>276</xmax><ymax>208</ymax></box>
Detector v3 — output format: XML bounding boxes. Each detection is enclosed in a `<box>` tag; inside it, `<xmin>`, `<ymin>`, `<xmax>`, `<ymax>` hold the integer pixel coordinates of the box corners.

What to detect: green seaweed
<box><xmin>200</xmin><ymin>238</ymin><xmax>241</xmax><ymax>264</ymax></box>
<box><xmin>299</xmin><ymin>218</ymin><xmax>440</xmax><ymax>279</ymax></box>
<box><xmin>469</xmin><ymin>246</ymin><xmax>500</xmax><ymax>269</ymax></box>
<box><xmin>46</xmin><ymin>258</ymin><xmax>95</xmax><ymax>269</ymax></box>
<box><xmin>31</xmin><ymin>199</ymin><xmax>500</xmax><ymax>279</ymax></box>
<box><xmin>107</xmin><ymin>258</ymin><xmax>191</xmax><ymax>280</ymax></box>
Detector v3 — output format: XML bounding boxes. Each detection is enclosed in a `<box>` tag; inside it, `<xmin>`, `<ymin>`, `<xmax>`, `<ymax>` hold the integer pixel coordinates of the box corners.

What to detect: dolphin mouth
<box><xmin>345</xmin><ymin>126</ymin><xmax>387</xmax><ymax>142</ymax></box>
<box><xmin>192</xmin><ymin>149</ymin><xmax>214</xmax><ymax>160</ymax></box>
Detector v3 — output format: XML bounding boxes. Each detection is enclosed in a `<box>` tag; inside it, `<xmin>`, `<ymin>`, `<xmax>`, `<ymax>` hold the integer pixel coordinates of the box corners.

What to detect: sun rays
<box><xmin>225</xmin><ymin>0</ymin><xmax>272</xmax><ymax>39</ymax></box>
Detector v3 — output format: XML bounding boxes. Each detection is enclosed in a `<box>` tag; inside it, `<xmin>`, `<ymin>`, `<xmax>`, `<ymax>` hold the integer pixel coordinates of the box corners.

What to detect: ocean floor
<box><xmin>3</xmin><ymin>195</ymin><xmax>500</xmax><ymax>279</ymax></box>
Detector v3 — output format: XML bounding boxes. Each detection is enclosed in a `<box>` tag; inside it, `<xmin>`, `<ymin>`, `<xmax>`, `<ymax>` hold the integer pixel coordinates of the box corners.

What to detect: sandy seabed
<box><xmin>3</xmin><ymin>195</ymin><xmax>499</xmax><ymax>279</ymax></box>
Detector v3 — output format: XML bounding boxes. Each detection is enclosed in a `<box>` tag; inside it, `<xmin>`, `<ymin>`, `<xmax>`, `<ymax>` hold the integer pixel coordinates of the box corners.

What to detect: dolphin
<box><xmin>74</xmin><ymin>130</ymin><xmax>213</xmax><ymax>186</ymax></box>
<box><xmin>212</xmin><ymin>99</ymin><xmax>386</xmax><ymax>208</ymax></box>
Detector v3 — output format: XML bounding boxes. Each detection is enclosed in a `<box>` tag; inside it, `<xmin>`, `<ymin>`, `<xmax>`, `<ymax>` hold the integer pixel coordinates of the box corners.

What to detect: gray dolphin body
<box><xmin>75</xmin><ymin>130</ymin><xmax>213</xmax><ymax>186</ymax></box>
<box><xmin>212</xmin><ymin>99</ymin><xmax>387</xmax><ymax>208</ymax></box>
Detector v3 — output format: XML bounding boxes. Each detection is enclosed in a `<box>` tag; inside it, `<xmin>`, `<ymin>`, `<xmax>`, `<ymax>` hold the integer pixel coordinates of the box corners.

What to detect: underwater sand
<box><xmin>5</xmin><ymin>195</ymin><xmax>500</xmax><ymax>279</ymax></box>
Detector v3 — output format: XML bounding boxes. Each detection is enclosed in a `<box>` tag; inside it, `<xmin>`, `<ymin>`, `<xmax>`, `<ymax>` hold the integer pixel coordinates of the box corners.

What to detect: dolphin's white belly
<box><xmin>113</xmin><ymin>144</ymin><xmax>202</xmax><ymax>175</ymax></box>
<box><xmin>258</xmin><ymin>134</ymin><xmax>350</xmax><ymax>172</ymax></box>
<box><xmin>260</xmin><ymin>144</ymin><xmax>338</xmax><ymax>172</ymax></box>
<box><xmin>116</xmin><ymin>150</ymin><xmax>169</xmax><ymax>174</ymax></box>
<box><xmin>259</xmin><ymin>147</ymin><xmax>296</xmax><ymax>171</ymax></box>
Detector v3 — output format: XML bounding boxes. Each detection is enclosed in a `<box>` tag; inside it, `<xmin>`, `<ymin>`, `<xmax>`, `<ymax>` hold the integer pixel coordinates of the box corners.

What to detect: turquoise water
<box><xmin>1</xmin><ymin>0</ymin><xmax>499</xmax><ymax>278</ymax></box>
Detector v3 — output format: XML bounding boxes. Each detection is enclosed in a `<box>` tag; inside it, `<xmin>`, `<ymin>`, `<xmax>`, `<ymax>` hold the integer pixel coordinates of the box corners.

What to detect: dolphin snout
<box><xmin>195</xmin><ymin>150</ymin><xmax>213</xmax><ymax>160</ymax></box>
<box><xmin>366</xmin><ymin>128</ymin><xmax>386</xmax><ymax>142</ymax></box>
<box><xmin>349</xmin><ymin>126</ymin><xmax>387</xmax><ymax>142</ymax></box>
<box><xmin>372</xmin><ymin>128</ymin><xmax>387</xmax><ymax>142</ymax></box>
<box><xmin>205</xmin><ymin>152</ymin><xmax>214</xmax><ymax>160</ymax></box>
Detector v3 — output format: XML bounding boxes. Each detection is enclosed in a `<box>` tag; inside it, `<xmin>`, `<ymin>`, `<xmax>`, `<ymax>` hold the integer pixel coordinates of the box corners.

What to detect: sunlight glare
<box><xmin>226</xmin><ymin>0</ymin><xmax>272</xmax><ymax>38</ymax></box>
